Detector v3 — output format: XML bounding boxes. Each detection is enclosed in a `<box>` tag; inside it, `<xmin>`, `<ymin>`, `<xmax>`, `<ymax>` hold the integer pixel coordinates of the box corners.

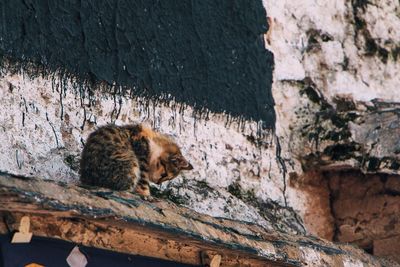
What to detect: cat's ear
<box><xmin>173</xmin><ymin>155</ymin><xmax>193</xmax><ymax>170</ymax></box>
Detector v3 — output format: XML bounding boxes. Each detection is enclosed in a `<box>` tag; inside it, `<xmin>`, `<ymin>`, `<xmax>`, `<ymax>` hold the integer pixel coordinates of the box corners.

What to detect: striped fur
<box><xmin>80</xmin><ymin>124</ymin><xmax>193</xmax><ymax>198</ymax></box>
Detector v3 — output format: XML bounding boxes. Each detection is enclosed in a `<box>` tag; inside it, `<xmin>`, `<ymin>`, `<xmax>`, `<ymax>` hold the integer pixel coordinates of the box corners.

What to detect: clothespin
<box><xmin>11</xmin><ymin>216</ymin><xmax>33</xmax><ymax>243</ymax></box>
<box><xmin>200</xmin><ymin>251</ymin><xmax>222</xmax><ymax>267</ymax></box>
<box><xmin>209</xmin><ymin>255</ymin><xmax>222</xmax><ymax>267</ymax></box>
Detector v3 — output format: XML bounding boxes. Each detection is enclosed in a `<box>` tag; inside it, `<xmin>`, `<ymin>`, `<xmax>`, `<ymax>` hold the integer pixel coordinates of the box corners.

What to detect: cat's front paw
<box><xmin>141</xmin><ymin>195</ymin><xmax>161</xmax><ymax>202</ymax></box>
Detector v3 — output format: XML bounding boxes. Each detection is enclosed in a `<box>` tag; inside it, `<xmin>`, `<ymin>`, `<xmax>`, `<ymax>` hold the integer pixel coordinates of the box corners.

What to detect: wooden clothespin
<box><xmin>200</xmin><ymin>251</ymin><xmax>222</xmax><ymax>267</ymax></box>
<box><xmin>11</xmin><ymin>216</ymin><xmax>33</xmax><ymax>243</ymax></box>
<box><xmin>209</xmin><ymin>255</ymin><xmax>222</xmax><ymax>267</ymax></box>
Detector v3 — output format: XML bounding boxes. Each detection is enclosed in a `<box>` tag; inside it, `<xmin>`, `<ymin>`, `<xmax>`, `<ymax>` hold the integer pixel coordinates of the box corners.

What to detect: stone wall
<box><xmin>264</xmin><ymin>0</ymin><xmax>400</xmax><ymax>253</ymax></box>
<box><xmin>1</xmin><ymin>0</ymin><xmax>400</xmax><ymax>263</ymax></box>
<box><xmin>329</xmin><ymin>171</ymin><xmax>400</xmax><ymax>263</ymax></box>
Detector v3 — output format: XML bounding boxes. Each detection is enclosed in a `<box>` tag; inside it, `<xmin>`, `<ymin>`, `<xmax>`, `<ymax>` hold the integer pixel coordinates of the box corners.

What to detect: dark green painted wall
<box><xmin>0</xmin><ymin>0</ymin><xmax>275</xmax><ymax>127</ymax></box>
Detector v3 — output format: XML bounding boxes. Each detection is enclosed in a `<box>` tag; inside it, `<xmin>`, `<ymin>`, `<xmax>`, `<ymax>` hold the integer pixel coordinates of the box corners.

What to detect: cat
<box><xmin>79</xmin><ymin>124</ymin><xmax>193</xmax><ymax>200</ymax></box>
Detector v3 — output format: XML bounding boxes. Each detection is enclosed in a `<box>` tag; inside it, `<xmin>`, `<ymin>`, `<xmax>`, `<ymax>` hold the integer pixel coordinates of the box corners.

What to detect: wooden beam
<box><xmin>0</xmin><ymin>172</ymin><xmax>390</xmax><ymax>267</ymax></box>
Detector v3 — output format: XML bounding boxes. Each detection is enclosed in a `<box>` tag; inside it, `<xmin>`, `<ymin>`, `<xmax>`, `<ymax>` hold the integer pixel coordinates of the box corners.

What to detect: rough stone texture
<box><xmin>252</xmin><ymin>4</ymin><xmax>400</xmax><ymax>258</ymax></box>
<box><xmin>264</xmin><ymin>0</ymin><xmax>400</xmax><ymax>176</ymax></box>
<box><xmin>298</xmin><ymin>97</ymin><xmax>400</xmax><ymax>174</ymax></box>
<box><xmin>263</xmin><ymin>0</ymin><xmax>400</xmax><ymax>252</ymax></box>
<box><xmin>289</xmin><ymin>171</ymin><xmax>335</xmax><ymax>241</ymax></box>
<box><xmin>374</xmin><ymin>235</ymin><xmax>400</xmax><ymax>264</ymax></box>
<box><xmin>0</xmin><ymin>0</ymin><xmax>400</xmax><ymax>263</ymax></box>
<box><xmin>0</xmin><ymin>173</ymin><xmax>396</xmax><ymax>267</ymax></box>
<box><xmin>289</xmin><ymin>169</ymin><xmax>400</xmax><ymax>263</ymax></box>
<box><xmin>329</xmin><ymin>171</ymin><xmax>400</xmax><ymax>258</ymax></box>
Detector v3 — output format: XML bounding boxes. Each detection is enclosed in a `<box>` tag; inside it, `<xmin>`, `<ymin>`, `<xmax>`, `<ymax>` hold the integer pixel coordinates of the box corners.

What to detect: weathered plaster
<box><xmin>263</xmin><ymin>0</ymin><xmax>400</xmax><ymax>219</ymax></box>
<box><xmin>0</xmin><ymin>68</ymin><xmax>302</xmax><ymax>234</ymax></box>
<box><xmin>1</xmin><ymin>0</ymin><xmax>400</xmax><ymax>263</ymax></box>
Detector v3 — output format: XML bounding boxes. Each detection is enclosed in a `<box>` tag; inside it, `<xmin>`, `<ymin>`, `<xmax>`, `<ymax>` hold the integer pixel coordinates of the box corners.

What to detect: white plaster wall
<box><xmin>264</xmin><ymin>0</ymin><xmax>400</xmax><ymax>102</ymax></box>
<box><xmin>0</xmin><ymin>70</ymin><xmax>293</xmax><ymax>230</ymax></box>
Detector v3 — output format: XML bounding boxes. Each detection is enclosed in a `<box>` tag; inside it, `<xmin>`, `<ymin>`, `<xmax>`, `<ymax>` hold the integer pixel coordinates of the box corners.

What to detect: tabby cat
<box><xmin>79</xmin><ymin>124</ymin><xmax>193</xmax><ymax>199</ymax></box>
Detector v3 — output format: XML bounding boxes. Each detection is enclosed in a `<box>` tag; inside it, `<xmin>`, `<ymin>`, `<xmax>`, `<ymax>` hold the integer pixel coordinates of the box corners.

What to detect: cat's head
<box><xmin>148</xmin><ymin>134</ymin><xmax>193</xmax><ymax>184</ymax></box>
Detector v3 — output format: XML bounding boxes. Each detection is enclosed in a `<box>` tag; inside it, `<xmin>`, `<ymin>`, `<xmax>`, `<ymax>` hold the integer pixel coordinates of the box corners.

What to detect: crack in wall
<box><xmin>46</xmin><ymin>112</ymin><xmax>60</xmax><ymax>148</ymax></box>
<box><xmin>274</xmin><ymin>135</ymin><xmax>288</xmax><ymax>207</ymax></box>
